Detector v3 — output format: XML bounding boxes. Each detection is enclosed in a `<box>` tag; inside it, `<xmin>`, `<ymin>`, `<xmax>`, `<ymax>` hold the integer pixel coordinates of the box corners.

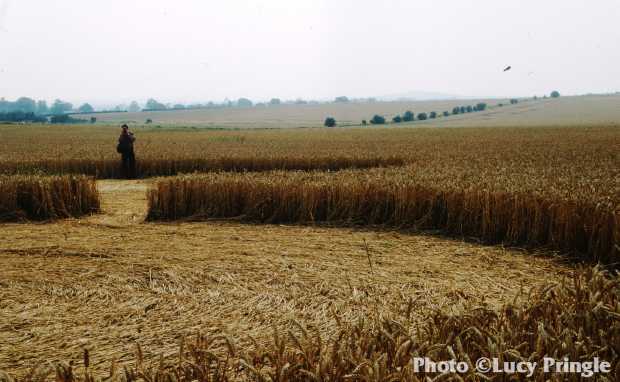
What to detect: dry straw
<box><xmin>3</xmin><ymin>266</ymin><xmax>618</xmax><ymax>381</ymax></box>
<box><xmin>147</xmin><ymin>171</ymin><xmax>619</xmax><ymax>264</ymax></box>
<box><xmin>0</xmin><ymin>175</ymin><xmax>100</xmax><ymax>221</ymax></box>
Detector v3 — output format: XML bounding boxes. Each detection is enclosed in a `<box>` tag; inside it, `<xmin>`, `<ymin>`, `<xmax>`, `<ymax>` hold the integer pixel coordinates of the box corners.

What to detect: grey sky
<box><xmin>1</xmin><ymin>0</ymin><xmax>619</xmax><ymax>105</ymax></box>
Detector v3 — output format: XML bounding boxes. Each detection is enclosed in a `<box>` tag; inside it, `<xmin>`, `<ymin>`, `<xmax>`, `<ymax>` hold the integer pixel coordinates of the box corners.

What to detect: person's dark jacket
<box><xmin>117</xmin><ymin>132</ymin><xmax>135</xmax><ymax>155</ymax></box>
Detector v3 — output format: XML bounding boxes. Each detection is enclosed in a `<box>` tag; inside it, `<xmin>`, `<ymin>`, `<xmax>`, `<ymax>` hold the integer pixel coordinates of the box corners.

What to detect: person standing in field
<box><xmin>117</xmin><ymin>124</ymin><xmax>136</xmax><ymax>179</ymax></box>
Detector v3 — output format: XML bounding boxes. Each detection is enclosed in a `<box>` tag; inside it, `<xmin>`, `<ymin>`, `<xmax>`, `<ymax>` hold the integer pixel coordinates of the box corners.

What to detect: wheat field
<box><xmin>0</xmin><ymin>175</ymin><xmax>99</xmax><ymax>221</ymax></box>
<box><xmin>146</xmin><ymin>169</ymin><xmax>619</xmax><ymax>263</ymax></box>
<box><xmin>1</xmin><ymin>121</ymin><xmax>619</xmax><ymax>379</ymax></box>
<box><xmin>1</xmin><ymin>124</ymin><xmax>618</xmax><ymax>181</ymax></box>
<box><xmin>2</xmin><ymin>266</ymin><xmax>618</xmax><ymax>381</ymax></box>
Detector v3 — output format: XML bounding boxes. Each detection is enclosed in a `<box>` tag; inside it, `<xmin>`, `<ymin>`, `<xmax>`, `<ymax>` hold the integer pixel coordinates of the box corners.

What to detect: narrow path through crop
<box><xmin>85</xmin><ymin>180</ymin><xmax>150</xmax><ymax>227</ymax></box>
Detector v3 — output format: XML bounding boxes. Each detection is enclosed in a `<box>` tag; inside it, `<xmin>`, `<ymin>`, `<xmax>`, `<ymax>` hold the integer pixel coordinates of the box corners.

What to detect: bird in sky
<box><xmin>503</xmin><ymin>66</ymin><xmax>512</xmax><ymax>72</ymax></box>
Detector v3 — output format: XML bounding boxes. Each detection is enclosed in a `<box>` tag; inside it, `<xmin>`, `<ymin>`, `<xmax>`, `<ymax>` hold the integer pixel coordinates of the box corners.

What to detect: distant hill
<box><xmin>78</xmin><ymin>94</ymin><xmax>620</xmax><ymax>129</ymax></box>
<box><xmin>377</xmin><ymin>90</ymin><xmax>465</xmax><ymax>101</ymax></box>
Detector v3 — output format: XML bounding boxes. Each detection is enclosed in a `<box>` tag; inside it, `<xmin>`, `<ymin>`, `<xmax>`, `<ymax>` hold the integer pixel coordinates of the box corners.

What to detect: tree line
<box><xmin>1</xmin><ymin>90</ymin><xmax>561</xmax><ymax>124</ymax></box>
<box><xmin>324</xmin><ymin>102</ymin><xmax>489</xmax><ymax>127</ymax></box>
<box><xmin>0</xmin><ymin>97</ymin><xmax>74</xmax><ymax>115</ymax></box>
<box><xmin>323</xmin><ymin>91</ymin><xmax>561</xmax><ymax>127</ymax></box>
<box><xmin>0</xmin><ymin>97</ymin><xmax>96</xmax><ymax>123</ymax></box>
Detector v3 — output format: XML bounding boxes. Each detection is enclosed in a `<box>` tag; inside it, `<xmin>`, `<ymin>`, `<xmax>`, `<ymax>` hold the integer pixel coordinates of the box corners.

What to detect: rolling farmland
<box><xmin>4</xmin><ymin>0</ymin><xmax>620</xmax><ymax>379</ymax></box>
<box><xmin>79</xmin><ymin>94</ymin><xmax>620</xmax><ymax>128</ymax></box>
<box><xmin>1</xmin><ymin>108</ymin><xmax>619</xmax><ymax>379</ymax></box>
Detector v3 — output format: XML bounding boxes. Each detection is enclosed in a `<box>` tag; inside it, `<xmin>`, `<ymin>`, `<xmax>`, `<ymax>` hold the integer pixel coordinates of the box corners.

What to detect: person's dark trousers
<box><xmin>121</xmin><ymin>152</ymin><xmax>136</xmax><ymax>179</ymax></box>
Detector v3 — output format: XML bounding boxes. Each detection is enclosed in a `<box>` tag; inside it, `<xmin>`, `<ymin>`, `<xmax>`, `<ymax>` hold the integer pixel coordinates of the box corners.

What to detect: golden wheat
<box><xmin>3</xmin><ymin>266</ymin><xmax>618</xmax><ymax>381</ymax></box>
<box><xmin>147</xmin><ymin>170</ymin><xmax>619</xmax><ymax>263</ymax></box>
<box><xmin>1</xmin><ymin>124</ymin><xmax>618</xmax><ymax>181</ymax></box>
<box><xmin>0</xmin><ymin>156</ymin><xmax>405</xmax><ymax>178</ymax></box>
<box><xmin>0</xmin><ymin>175</ymin><xmax>100</xmax><ymax>221</ymax></box>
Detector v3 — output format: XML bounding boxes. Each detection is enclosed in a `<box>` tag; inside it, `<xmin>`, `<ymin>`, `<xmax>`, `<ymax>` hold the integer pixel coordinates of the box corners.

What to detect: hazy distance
<box><xmin>1</xmin><ymin>0</ymin><xmax>619</xmax><ymax>106</ymax></box>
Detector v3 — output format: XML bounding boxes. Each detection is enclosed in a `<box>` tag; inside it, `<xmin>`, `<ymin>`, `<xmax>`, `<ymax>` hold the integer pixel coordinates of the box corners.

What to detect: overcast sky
<box><xmin>1</xmin><ymin>0</ymin><xmax>619</xmax><ymax>105</ymax></box>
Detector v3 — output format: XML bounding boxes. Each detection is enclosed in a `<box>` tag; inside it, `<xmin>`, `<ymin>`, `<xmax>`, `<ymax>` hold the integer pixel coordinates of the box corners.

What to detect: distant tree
<box><xmin>269</xmin><ymin>98</ymin><xmax>281</xmax><ymax>105</ymax></box>
<box><xmin>50</xmin><ymin>114</ymin><xmax>87</xmax><ymax>124</ymax></box>
<box><xmin>459</xmin><ymin>106</ymin><xmax>466</xmax><ymax>114</ymax></box>
<box><xmin>50</xmin><ymin>114</ymin><xmax>70</xmax><ymax>123</ymax></box>
<box><xmin>294</xmin><ymin>99</ymin><xmax>307</xmax><ymax>104</ymax></box>
<box><xmin>417</xmin><ymin>112</ymin><xmax>428</xmax><ymax>121</ymax></box>
<box><xmin>443</xmin><ymin>111</ymin><xmax>450</xmax><ymax>117</ymax></box>
<box><xmin>402</xmin><ymin>110</ymin><xmax>414</xmax><ymax>122</ymax></box>
<box><xmin>466</xmin><ymin>105</ymin><xmax>473</xmax><ymax>113</ymax></box>
<box><xmin>497</xmin><ymin>103</ymin><xmax>504</xmax><ymax>107</ymax></box>
<box><xmin>0</xmin><ymin>111</ymin><xmax>46</xmax><ymax>123</ymax></box>
<box><xmin>90</xmin><ymin>117</ymin><xmax>97</xmax><ymax>124</ymax></box>
<box><xmin>78</xmin><ymin>103</ymin><xmax>94</xmax><ymax>113</ymax></box>
<box><xmin>475</xmin><ymin>102</ymin><xmax>487</xmax><ymax>111</ymax></box>
<box><xmin>324</xmin><ymin>117</ymin><xmax>336</xmax><ymax>127</ymax></box>
<box><xmin>429</xmin><ymin>111</ymin><xmax>437</xmax><ymax>119</ymax></box>
<box><xmin>114</xmin><ymin>105</ymin><xmax>126</xmax><ymax>112</ymax></box>
<box><xmin>0</xmin><ymin>98</ymin><xmax>9</xmax><ymax>113</ymax></box>
<box><xmin>50</xmin><ymin>99</ymin><xmax>73</xmax><ymax>115</ymax></box>
<box><xmin>237</xmin><ymin>98</ymin><xmax>253</xmax><ymax>107</ymax></box>
<box><xmin>370</xmin><ymin>115</ymin><xmax>386</xmax><ymax>124</ymax></box>
<box><xmin>36</xmin><ymin>100</ymin><xmax>48</xmax><ymax>115</ymax></box>
<box><xmin>550</xmin><ymin>90</ymin><xmax>560</xmax><ymax>98</ymax></box>
<box><xmin>128</xmin><ymin>101</ymin><xmax>141</xmax><ymax>112</ymax></box>
<box><xmin>362</xmin><ymin>120</ymin><xmax>367</xmax><ymax>125</ymax></box>
<box><xmin>173</xmin><ymin>104</ymin><xmax>186</xmax><ymax>109</ymax></box>
<box><xmin>146</xmin><ymin>98</ymin><xmax>166</xmax><ymax>110</ymax></box>
<box><xmin>510</xmin><ymin>99</ymin><xmax>519</xmax><ymax>104</ymax></box>
<box><xmin>14</xmin><ymin>97</ymin><xmax>37</xmax><ymax>113</ymax></box>
<box><xmin>392</xmin><ymin>115</ymin><xmax>402</xmax><ymax>123</ymax></box>
<box><xmin>145</xmin><ymin>118</ymin><xmax>153</xmax><ymax>124</ymax></box>
<box><xmin>334</xmin><ymin>96</ymin><xmax>349</xmax><ymax>103</ymax></box>
<box><xmin>452</xmin><ymin>107</ymin><xmax>460</xmax><ymax>115</ymax></box>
